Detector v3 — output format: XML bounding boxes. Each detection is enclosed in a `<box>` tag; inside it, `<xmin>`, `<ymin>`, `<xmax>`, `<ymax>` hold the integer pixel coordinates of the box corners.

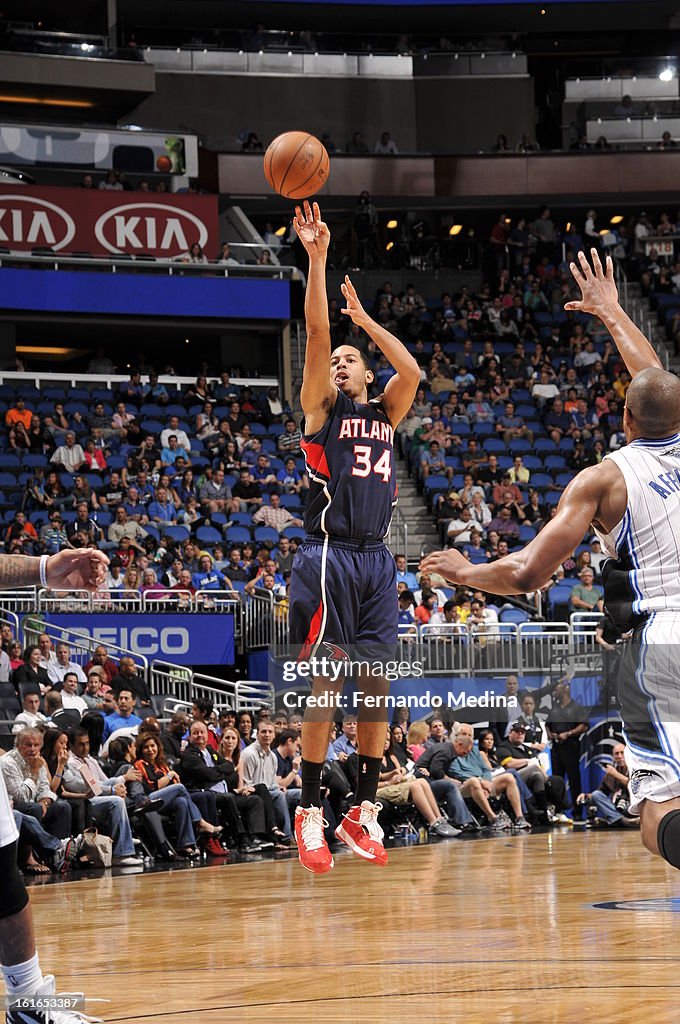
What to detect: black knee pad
<box><xmin>657</xmin><ymin>810</ymin><xmax>680</xmax><ymax>870</ymax></box>
<box><xmin>0</xmin><ymin>842</ymin><xmax>29</xmax><ymax>919</ymax></box>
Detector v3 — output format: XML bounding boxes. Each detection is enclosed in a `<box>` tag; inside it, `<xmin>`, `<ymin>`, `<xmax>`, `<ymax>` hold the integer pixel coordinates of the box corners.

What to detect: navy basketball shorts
<box><xmin>289</xmin><ymin>536</ymin><xmax>397</xmax><ymax>663</ymax></box>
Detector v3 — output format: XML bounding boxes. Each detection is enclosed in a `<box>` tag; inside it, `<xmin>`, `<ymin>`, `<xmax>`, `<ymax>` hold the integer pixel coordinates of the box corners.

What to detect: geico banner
<box><xmin>0</xmin><ymin>185</ymin><xmax>218</xmax><ymax>259</ymax></box>
<box><xmin>40</xmin><ymin>613</ymin><xmax>235</xmax><ymax>665</ymax></box>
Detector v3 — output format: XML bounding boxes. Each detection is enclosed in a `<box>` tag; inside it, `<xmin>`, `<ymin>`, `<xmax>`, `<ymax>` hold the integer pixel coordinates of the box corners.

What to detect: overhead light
<box><xmin>504</xmin><ymin>218</ymin><xmax>512</xmax><ymax>225</ymax></box>
<box><xmin>386</xmin><ymin>219</ymin><xmax>398</xmax><ymax>229</ymax></box>
<box><xmin>449</xmin><ymin>224</ymin><xmax>462</xmax><ymax>236</ymax></box>
<box><xmin>185</xmin><ymin>338</ymin><xmax>190</xmax><ymax>344</ymax></box>
<box><xmin>385</xmin><ymin>241</ymin><xmax>394</xmax><ymax>251</ymax></box>
<box><xmin>0</xmin><ymin>95</ymin><xmax>95</xmax><ymax>108</ymax></box>
<box><xmin>274</xmin><ymin>226</ymin><xmax>286</xmax><ymax>237</ymax></box>
<box><xmin>610</xmin><ymin>215</ymin><xmax>623</xmax><ymax>225</ymax></box>
<box><xmin>599</xmin><ymin>229</ymin><xmax>610</xmax><ymax>236</ymax></box>
<box><xmin>660</xmin><ymin>67</ymin><xmax>674</xmax><ymax>82</ymax></box>
<box><xmin>566</xmin><ymin>222</ymin><xmax>572</xmax><ymax>231</ymax></box>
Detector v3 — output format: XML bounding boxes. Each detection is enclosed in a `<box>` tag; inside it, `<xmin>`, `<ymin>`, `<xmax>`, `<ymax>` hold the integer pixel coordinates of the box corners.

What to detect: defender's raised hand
<box><xmin>293</xmin><ymin>200</ymin><xmax>330</xmax><ymax>258</ymax></box>
<box><xmin>340</xmin><ymin>275</ymin><xmax>369</xmax><ymax>327</ymax></box>
<box><xmin>564</xmin><ymin>249</ymin><xmax>618</xmax><ymax>316</ymax></box>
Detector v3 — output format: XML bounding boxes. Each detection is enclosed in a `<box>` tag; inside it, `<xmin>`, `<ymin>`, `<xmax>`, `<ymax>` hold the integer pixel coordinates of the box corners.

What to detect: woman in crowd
<box><xmin>134</xmin><ymin>734</ymin><xmax>222</xmax><ymax>858</ymax></box>
<box><xmin>236</xmin><ymin>711</ymin><xmax>254</xmax><ymax>749</ymax></box>
<box><xmin>43</xmin><ymin>729</ymin><xmax>93</xmax><ymax>837</ymax></box>
<box><xmin>11</xmin><ymin>645</ymin><xmax>50</xmax><ymax>692</ymax></box>
<box><xmin>8</xmin><ymin>640</ymin><xmax>23</xmax><ymax>671</ymax></box>
<box><xmin>406</xmin><ymin>721</ymin><xmax>429</xmax><ymax>763</ymax></box>
<box><xmin>83</xmin><ymin>438</ymin><xmax>107</xmax><ymax>472</ymax></box>
<box><xmin>123</xmin><ymin>565</ymin><xmax>141</xmax><ymax>593</ymax></box>
<box><xmin>71</xmin><ymin>475</ymin><xmax>98</xmax><ymax>510</ymax></box>
<box><xmin>390</xmin><ymin>725</ymin><xmax>409</xmax><ymax>767</ymax></box>
<box><xmin>173</xmin><ymin>468</ymin><xmax>197</xmax><ymax>507</ymax></box>
<box><xmin>217</xmin><ymin>727</ymin><xmax>278</xmax><ymax>851</ymax></box>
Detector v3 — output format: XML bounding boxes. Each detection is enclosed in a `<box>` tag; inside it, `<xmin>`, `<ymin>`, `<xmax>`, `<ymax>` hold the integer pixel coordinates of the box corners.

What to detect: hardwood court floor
<box><xmin>26</xmin><ymin>830</ymin><xmax>680</xmax><ymax>1023</ymax></box>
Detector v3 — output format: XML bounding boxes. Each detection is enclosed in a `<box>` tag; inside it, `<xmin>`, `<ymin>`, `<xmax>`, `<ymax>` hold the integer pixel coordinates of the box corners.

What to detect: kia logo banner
<box><xmin>0</xmin><ymin>185</ymin><xmax>219</xmax><ymax>259</ymax></box>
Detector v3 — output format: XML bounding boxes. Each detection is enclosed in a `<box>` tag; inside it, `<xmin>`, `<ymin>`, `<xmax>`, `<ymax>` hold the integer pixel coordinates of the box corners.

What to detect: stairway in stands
<box><xmin>394</xmin><ymin>458</ymin><xmax>440</xmax><ymax>561</ymax></box>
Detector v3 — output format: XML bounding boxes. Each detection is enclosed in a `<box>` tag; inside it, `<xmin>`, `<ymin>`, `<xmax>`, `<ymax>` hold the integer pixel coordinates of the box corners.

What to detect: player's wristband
<box><xmin>38</xmin><ymin>554</ymin><xmax>49</xmax><ymax>590</ymax></box>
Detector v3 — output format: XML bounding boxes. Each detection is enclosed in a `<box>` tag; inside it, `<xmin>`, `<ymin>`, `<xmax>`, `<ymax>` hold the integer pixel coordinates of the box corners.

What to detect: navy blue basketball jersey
<box><xmin>301</xmin><ymin>389</ymin><xmax>397</xmax><ymax>540</ymax></box>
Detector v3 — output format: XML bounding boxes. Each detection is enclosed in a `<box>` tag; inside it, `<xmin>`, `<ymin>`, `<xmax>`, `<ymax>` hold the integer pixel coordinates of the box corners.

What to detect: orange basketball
<box><xmin>156</xmin><ymin>154</ymin><xmax>172</xmax><ymax>172</ymax></box>
<box><xmin>263</xmin><ymin>131</ymin><xmax>330</xmax><ymax>200</ymax></box>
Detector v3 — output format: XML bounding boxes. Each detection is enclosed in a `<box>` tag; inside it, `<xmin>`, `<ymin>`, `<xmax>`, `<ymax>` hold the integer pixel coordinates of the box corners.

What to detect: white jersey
<box><xmin>595</xmin><ymin>433</ymin><xmax>680</xmax><ymax>618</ymax></box>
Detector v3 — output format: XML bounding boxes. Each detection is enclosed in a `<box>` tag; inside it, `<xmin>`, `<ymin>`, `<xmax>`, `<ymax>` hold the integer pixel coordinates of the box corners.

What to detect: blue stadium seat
<box><xmin>523</xmin><ymin>456</ymin><xmax>541</xmax><ymax>470</ymax></box>
<box><xmin>499</xmin><ymin>607</ymin><xmax>529</xmax><ymax>625</ymax></box>
<box><xmin>544</xmin><ymin>455</ymin><xmax>566</xmax><ymax>469</ymax></box>
<box><xmin>23</xmin><ymin>454</ymin><xmax>48</xmax><ymax>468</ymax></box>
<box><xmin>249</xmin><ymin>423</ymin><xmax>267</xmax><ymax>436</ymax></box>
<box><xmin>518</xmin><ymin>525</ymin><xmax>537</xmax><ymax>542</ymax></box>
<box><xmin>423</xmin><ymin>475</ymin><xmax>449</xmax><ymax>493</ymax></box>
<box><xmin>225</xmin><ymin>526</ymin><xmax>252</xmax><ymax>544</ymax></box>
<box><xmin>140</xmin><ymin>404</ymin><xmax>163</xmax><ymax>417</ymax></box>
<box><xmin>508</xmin><ymin>439</ymin><xmax>531</xmax><ymax>452</ymax></box>
<box><xmin>196</xmin><ymin>526</ymin><xmax>222</xmax><ymax>544</ymax></box>
<box><xmin>474</xmin><ymin>422</ymin><xmax>494</xmax><ymax>436</ymax></box>
<box><xmin>278</xmin><ymin>494</ymin><xmax>301</xmax><ymax>510</ymax></box>
<box><xmin>141</xmin><ymin>420</ymin><xmax>164</xmax><ymax>434</ymax></box>
<box><xmin>164</xmin><ymin>526</ymin><xmax>190</xmax><ymax>543</ymax></box>
<box><xmin>547</xmin><ymin>585</ymin><xmax>574</xmax><ymax>609</ymax></box>
<box><xmin>254</xmin><ymin>526</ymin><xmax>279</xmax><ymax>545</ymax></box>
<box><xmin>483</xmin><ymin>439</ymin><xmax>505</xmax><ymax>452</ymax></box>
<box><xmin>165</xmin><ymin>404</ymin><xmax>187</xmax><ymax>417</ymax></box>
<box><xmin>529</xmin><ymin>473</ymin><xmax>552</xmax><ymax>489</ymax></box>
<box><xmin>555</xmin><ymin>472</ymin><xmax>574</xmax><ymax>487</ymax></box>
<box><xmin>535</xmin><ymin>439</ymin><xmax>557</xmax><ymax>453</ymax></box>
<box><xmin>0</xmin><ymin>455</ymin><xmax>21</xmax><ymax>468</ymax></box>
<box><xmin>544</xmin><ymin>491</ymin><xmax>561</xmax><ymax>506</ymax></box>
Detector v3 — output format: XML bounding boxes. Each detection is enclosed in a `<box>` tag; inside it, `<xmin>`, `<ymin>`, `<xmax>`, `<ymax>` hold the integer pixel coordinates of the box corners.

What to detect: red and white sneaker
<box><xmin>295</xmin><ymin>805</ymin><xmax>334</xmax><ymax>874</ymax></box>
<box><xmin>335</xmin><ymin>801</ymin><xmax>388</xmax><ymax>866</ymax></box>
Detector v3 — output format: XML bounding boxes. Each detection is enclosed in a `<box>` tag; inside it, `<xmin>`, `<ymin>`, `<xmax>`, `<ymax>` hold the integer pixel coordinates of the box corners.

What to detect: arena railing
<box><xmin>192</xmin><ymin>672</ymin><xmax>275</xmax><ymax>714</ymax></box>
<box><xmin>0</xmin><ymin>369</ymin><xmax>279</xmax><ymax>391</ymax></box>
<box><xmin>615</xmin><ymin>258</ymin><xmax>669</xmax><ymax>371</ymax></box>
<box><xmin>149</xmin><ymin>659</ymin><xmax>194</xmax><ymax>704</ymax></box>
<box><xmin>385</xmin><ymin>506</ymin><xmax>409</xmax><ymax>564</ymax></box>
<box><xmin>0</xmin><ymin>251</ymin><xmax>297</xmax><ymax>280</ymax></box>
<box><xmin>21</xmin><ymin>614</ymin><xmax>149</xmax><ymax>677</ymax></box>
<box><xmin>244</xmin><ymin>590</ymin><xmax>288</xmax><ymax>650</ymax></box>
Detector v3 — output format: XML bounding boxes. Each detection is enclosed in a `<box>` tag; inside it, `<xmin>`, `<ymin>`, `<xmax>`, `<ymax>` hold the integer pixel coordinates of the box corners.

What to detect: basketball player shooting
<box><xmin>290</xmin><ymin>200</ymin><xmax>420</xmax><ymax>873</ymax></box>
<box><xmin>421</xmin><ymin>247</ymin><xmax>680</xmax><ymax>872</ymax></box>
<box><xmin>0</xmin><ymin>548</ymin><xmax>108</xmax><ymax>1024</ymax></box>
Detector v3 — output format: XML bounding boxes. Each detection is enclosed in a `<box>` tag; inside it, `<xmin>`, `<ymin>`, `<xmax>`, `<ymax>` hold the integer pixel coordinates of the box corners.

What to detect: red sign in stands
<box><xmin>0</xmin><ymin>185</ymin><xmax>219</xmax><ymax>259</ymax></box>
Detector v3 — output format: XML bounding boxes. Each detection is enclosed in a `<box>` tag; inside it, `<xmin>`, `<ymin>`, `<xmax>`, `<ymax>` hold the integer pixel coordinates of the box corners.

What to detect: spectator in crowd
<box><xmin>374</xmin><ymin>132</ymin><xmax>399</xmax><ymax>155</ymax></box>
<box><xmin>11</xmin><ymin>693</ymin><xmax>48</xmax><ymax>735</ymax></box>
<box><xmin>59</xmin><ymin>672</ymin><xmax>88</xmax><ymax>717</ymax></box>
<box><xmin>84</xmin><ymin>645</ymin><xmax>118</xmax><ymax>685</ymax></box>
<box><xmin>99</xmin><ymin>169</ymin><xmax>123</xmax><ymax>191</ymax></box>
<box><xmin>239</xmin><ymin>720</ymin><xmax>295</xmax><ymax>843</ymax></box>
<box><xmin>277</xmin><ymin>418</ymin><xmax>303</xmax><ymax>457</ymax></box>
<box><xmin>252</xmin><ymin>493</ymin><xmax>303</xmax><ymax>533</ymax></box>
<box><xmin>63</xmin><ymin>728</ymin><xmax>142</xmax><ymax>865</ymax></box>
<box><xmin>102</xmin><ymin>689</ymin><xmax>144</xmax><ymax>743</ymax></box>
<box><xmin>448</xmin><ymin>724</ymin><xmax>530</xmax><ymax>830</ymax></box>
<box><xmin>180</xmin><ymin>720</ymin><xmax>272</xmax><ymax>852</ymax></box>
<box><xmin>47</xmin><ymin>643</ymin><xmax>86</xmax><ymax>687</ymax></box>
<box><xmin>1</xmin><ymin>729</ymin><xmax>72</xmax><ymax>838</ymax></box>
<box><xmin>133</xmin><ymin>733</ymin><xmax>222</xmax><ymax>857</ymax></box>
<box><xmin>580</xmin><ymin>742</ymin><xmax>638</xmax><ymax>828</ymax></box>
<box><xmin>570</xmin><ymin>567</ymin><xmax>604</xmax><ymax>611</ymax></box>
<box><xmin>546</xmin><ymin>682</ymin><xmax>588</xmax><ymax>809</ymax></box>
<box><xmin>12</xmin><ymin>646</ymin><xmax>51</xmax><ymax>694</ymax></box>
<box><xmin>160</xmin><ymin>711</ymin><xmax>192</xmax><ymax>765</ymax></box>
<box><xmin>109</xmin><ymin>660</ymin><xmax>152</xmax><ymax>706</ymax></box>
<box><xmin>50</xmin><ymin>432</ymin><xmax>86</xmax><ymax>473</ymax></box>
<box><xmin>81</xmin><ymin>671</ymin><xmax>107</xmax><ymax>711</ymax></box>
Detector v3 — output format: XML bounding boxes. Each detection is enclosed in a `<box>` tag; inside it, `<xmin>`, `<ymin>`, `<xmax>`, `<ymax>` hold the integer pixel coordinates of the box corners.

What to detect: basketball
<box><xmin>155</xmin><ymin>154</ymin><xmax>172</xmax><ymax>172</ymax></box>
<box><xmin>263</xmin><ymin>130</ymin><xmax>330</xmax><ymax>199</ymax></box>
